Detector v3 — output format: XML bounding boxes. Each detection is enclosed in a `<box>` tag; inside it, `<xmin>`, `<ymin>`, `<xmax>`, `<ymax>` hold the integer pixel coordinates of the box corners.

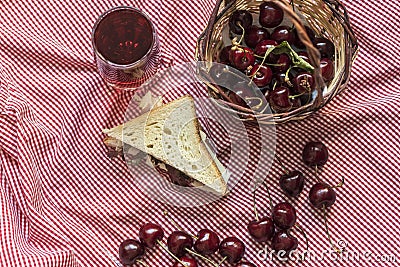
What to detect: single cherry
<box><xmin>313</xmin><ymin>37</ymin><xmax>335</xmax><ymax>58</ymax></box>
<box><xmin>269</xmin><ymin>86</ymin><xmax>292</xmax><ymax>112</ymax></box>
<box><xmin>218</xmin><ymin>45</ymin><xmax>232</xmax><ymax>65</ymax></box>
<box><xmin>248</xmin><ymin>217</ymin><xmax>275</xmax><ymax>242</ymax></box>
<box><xmin>271</xmin><ymin>26</ymin><xmax>295</xmax><ymax>44</ymax></box>
<box><xmin>139</xmin><ymin>223</ymin><xmax>165</xmax><ymax>248</ymax></box>
<box><xmin>309</xmin><ymin>182</ymin><xmax>336</xmax><ymax>208</ymax></box>
<box><xmin>272</xmin><ymin>202</ymin><xmax>297</xmax><ymax>229</ymax></box>
<box><xmin>259</xmin><ymin>2</ymin><xmax>284</xmax><ymax>28</ymax></box>
<box><xmin>302</xmin><ymin>141</ymin><xmax>329</xmax><ymax>167</ymax></box>
<box><xmin>279</xmin><ymin>171</ymin><xmax>305</xmax><ymax>198</ymax></box>
<box><xmin>172</xmin><ymin>256</ymin><xmax>198</xmax><ymax>267</ymax></box>
<box><xmin>167</xmin><ymin>231</ymin><xmax>194</xmax><ymax>257</ymax></box>
<box><xmin>249</xmin><ymin>64</ymin><xmax>273</xmax><ymax>87</ymax></box>
<box><xmin>320</xmin><ymin>58</ymin><xmax>334</xmax><ymax>82</ymax></box>
<box><xmin>234</xmin><ymin>263</ymin><xmax>257</xmax><ymax>267</ymax></box>
<box><xmin>292</xmin><ymin>72</ymin><xmax>315</xmax><ymax>94</ymax></box>
<box><xmin>245</xmin><ymin>26</ymin><xmax>270</xmax><ymax>48</ymax></box>
<box><xmin>229</xmin><ymin>47</ymin><xmax>255</xmax><ymax>71</ymax></box>
<box><xmin>271</xmin><ymin>230</ymin><xmax>298</xmax><ymax>253</ymax></box>
<box><xmin>119</xmin><ymin>239</ymin><xmax>145</xmax><ymax>265</ymax></box>
<box><xmin>229</xmin><ymin>10</ymin><xmax>253</xmax><ymax>34</ymax></box>
<box><xmin>219</xmin><ymin>237</ymin><xmax>246</xmax><ymax>264</ymax></box>
<box><xmin>193</xmin><ymin>229</ymin><xmax>220</xmax><ymax>255</ymax></box>
<box><xmin>272</xmin><ymin>53</ymin><xmax>291</xmax><ymax>72</ymax></box>
<box><xmin>254</xmin><ymin>39</ymin><xmax>279</xmax><ymax>63</ymax></box>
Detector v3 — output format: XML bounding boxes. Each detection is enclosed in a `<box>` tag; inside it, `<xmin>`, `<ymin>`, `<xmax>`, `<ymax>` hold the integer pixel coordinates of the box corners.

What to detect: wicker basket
<box><xmin>195</xmin><ymin>0</ymin><xmax>359</xmax><ymax>124</ymax></box>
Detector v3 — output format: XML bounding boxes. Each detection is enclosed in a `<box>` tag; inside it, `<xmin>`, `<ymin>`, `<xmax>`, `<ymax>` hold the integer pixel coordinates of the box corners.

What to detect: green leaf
<box><xmin>268</xmin><ymin>41</ymin><xmax>314</xmax><ymax>72</ymax></box>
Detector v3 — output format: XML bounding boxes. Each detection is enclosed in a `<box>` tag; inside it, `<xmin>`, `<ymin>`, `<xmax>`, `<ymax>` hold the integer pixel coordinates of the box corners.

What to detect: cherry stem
<box><xmin>218</xmin><ymin>256</ymin><xmax>228</xmax><ymax>266</ymax></box>
<box><xmin>185</xmin><ymin>248</ymin><xmax>219</xmax><ymax>267</ymax></box>
<box><xmin>294</xmin><ymin>223</ymin><xmax>309</xmax><ymax>251</ymax></box>
<box><xmin>163</xmin><ymin>211</ymin><xmax>197</xmax><ymax>240</ymax></box>
<box><xmin>289</xmin><ymin>92</ymin><xmax>305</xmax><ymax>99</ymax></box>
<box><xmin>322</xmin><ymin>205</ymin><xmax>342</xmax><ymax>254</ymax></box>
<box><xmin>156</xmin><ymin>240</ymin><xmax>189</xmax><ymax>266</ymax></box>
<box><xmin>237</xmin><ymin>23</ymin><xmax>245</xmax><ymax>45</ymax></box>
<box><xmin>136</xmin><ymin>260</ymin><xmax>150</xmax><ymax>267</ymax></box>
<box><xmin>275</xmin><ymin>154</ymin><xmax>289</xmax><ymax>174</ymax></box>
<box><xmin>314</xmin><ymin>166</ymin><xmax>322</xmax><ymax>183</ymax></box>
<box><xmin>262</xmin><ymin>181</ymin><xmax>274</xmax><ymax>211</ymax></box>
<box><xmin>332</xmin><ymin>176</ymin><xmax>345</xmax><ymax>189</ymax></box>
<box><xmin>253</xmin><ymin>183</ymin><xmax>260</xmax><ymax>221</ymax></box>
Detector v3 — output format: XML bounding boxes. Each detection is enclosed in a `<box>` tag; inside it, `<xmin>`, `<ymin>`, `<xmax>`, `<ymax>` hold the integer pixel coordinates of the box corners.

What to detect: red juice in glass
<box><xmin>92</xmin><ymin>7</ymin><xmax>159</xmax><ymax>89</ymax></box>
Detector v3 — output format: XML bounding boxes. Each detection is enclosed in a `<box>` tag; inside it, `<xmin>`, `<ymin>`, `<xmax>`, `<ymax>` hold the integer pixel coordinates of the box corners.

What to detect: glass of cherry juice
<box><xmin>92</xmin><ymin>6</ymin><xmax>159</xmax><ymax>90</ymax></box>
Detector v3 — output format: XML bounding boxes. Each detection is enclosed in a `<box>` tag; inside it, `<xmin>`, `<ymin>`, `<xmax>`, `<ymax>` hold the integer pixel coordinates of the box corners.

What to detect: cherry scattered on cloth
<box><xmin>247</xmin><ymin>216</ymin><xmax>275</xmax><ymax>242</ymax></box>
<box><xmin>219</xmin><ymin>237</ymin><xmax>246</xmax><ymax>264</ymax></box>
<box><xmin>309</xmin><ymin>182</ymin><xmax>336</xmax><ymax>208</ymax></box>
<box><xmin>272</xmin><ymin>202</ymin><xmax>297</xmax><ymax>230</ymax></box>
<box><xmin>302</xmin><ymin>141</ymin><xmax>329</xmax><ymax>167</ymax></box>
<box><xmin>139</xmin><ymin>222</ymin><xmax>165</xmax><ymax>248</ymax></box>
<box><xmin>167</xmin><ymin>231</ymin><xmax>194</xmax><ymax>257</ymax></box>
<box><xmin>118</xmin><ymin>239</ymin><xmax>145</xmax><ymax>265</ymax></box>
<box><xmin>193</xmin><ymin>229</ymin><xmax>220</xmax><ymax>255</ymax></box>
<box><xmin>279</xmin><ymin>170</ymin><xmax>305</xmax><ymax>197</ymax></box>
<box><xmin>271</xmin><ymin>230</ymin><xmax>298</xmax><ymax>253</ymax></box>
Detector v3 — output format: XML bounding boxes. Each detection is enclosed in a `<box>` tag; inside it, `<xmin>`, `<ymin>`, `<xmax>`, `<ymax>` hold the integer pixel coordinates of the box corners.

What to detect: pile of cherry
<box><xmin>118</xmin><ymin>141</ymin><xmax>343</xmax><ymax>266</ymax></box>
<box><xmin>215</xmin><ymin>2</ymin><xmax>335</xmax><ymax>113</ymax></box>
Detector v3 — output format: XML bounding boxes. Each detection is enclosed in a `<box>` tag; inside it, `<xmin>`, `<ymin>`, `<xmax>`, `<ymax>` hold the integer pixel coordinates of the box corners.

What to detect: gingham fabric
<box><xmin>1</xmin><ymin>1</ymin><xmax>399</xmax><ymax>267</ymax></box>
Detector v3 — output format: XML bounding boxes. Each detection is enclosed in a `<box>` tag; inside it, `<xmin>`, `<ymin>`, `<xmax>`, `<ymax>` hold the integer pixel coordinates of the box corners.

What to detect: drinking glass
<box><xmin>92</xmin><ymin>6</ymin><xmax>160</xmax><ymax>90</ymax></box>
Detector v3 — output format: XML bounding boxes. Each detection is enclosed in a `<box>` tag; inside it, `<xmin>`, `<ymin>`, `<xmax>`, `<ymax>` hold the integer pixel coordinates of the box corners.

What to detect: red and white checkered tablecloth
<box><xmin>1</xmin><ymin>0</ymin><xmax>400</xmax><ymax>267</ymax></box>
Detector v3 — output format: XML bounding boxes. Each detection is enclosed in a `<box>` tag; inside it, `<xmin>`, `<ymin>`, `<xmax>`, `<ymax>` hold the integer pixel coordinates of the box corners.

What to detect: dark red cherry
<box><xmin>167</xmin><ymin>231</ymin><xmax>194</xmax><ymax>257</ymax></box>
<box><xmin>271</xmin><ymin>26</ymin><xmax>295</xmax><ymax>44</ymax></box>
<box><xmin>218</xmin><ymin>45</ymin><xmax>232</xmax><ymax>64</ymax></box>
<box><xmin>271</xmin><ymin>230</ymin><xmax>298</xmax><ymax>253</ymax></box>
<box><xmin>291</xmin><ymin>97</ymin><xmax>301</xmax><ymax>110</ymax></box>
<box><xmin>234</xmin><ymin>262</ymin><xmax>257</xmax><ymax>267</ymax></box>
<box><xmin>272</xmin><ymin>53</ymin><xmax>291</xmax><ymax>72</ymax></box>
<box><xmin>119</xmin><ymin>239</ymin><xmax>145</xmax><ymax>265</ymax></box>
<box><xmin>139</xmin><ymin>223</ymin><xmax>164</xmax><ymax>248</ymax></box>
<box><xmin>248</xmin><ymin>64</ymin><xmax>273</xmax><ymax>87</ymax></box>
<box><xmin>229</xmin><ymin>47</ymin><xmax>255</xmax><ymax>71</ymax></box>
<box><xmin>194</xmin><ymin>229</ymin><xmax>220</xmax><ymax>255</ymax></box>
<box><xmin>292</xmin><ymin>72</ymin><xmax>315</xmax><ymax>94</ymax></box>
<box><xmin>313</xmin><ymin>37</ymin><xmax>335</xmax><ymax>58</ymax></box>
<box><xmin>172</xmin><ymin>256</ymin><xmax>198</xmax><ymax>267</ymax></box>
<box><xmin>254</xmin><ymin>40</ymin><xmax>279</xmax><ymax>63</ymax></box>
<box><xmin>309</xmin><ymin>182</ymin><xmax>336</xmax><ymax>208</ymax></box>
<box><xmin>302</xmin><ymin>141</ymin><xmax>329</xmax><ymax>167</ymax></box>
<box><xmin>298</xmin><ymin>51</ymin><xmax>311</xmax><ymax>63</ymax></box>
<box><xmin>294</xmin><ymin>26</ymin><xmax>316</xmax><ymax>48</ymax></box>
<box><xmin>229</xmin><ymin>10</ymin><xmax>253</xmax><ymax>34</ymax></box>
<box><xmin>259</xmin><ymin>2</ymin><xmax>284</xmax><ymax>28</ymax></box>
<box><xmin>279</xmin><ymin>171</ymin><xmax>305</xmax><ymax>197</ymax></box>
<box><xmin>219</xmin><ymin>237</ymin><xmax>246</xmax><ymax>264</ymax></box>
<box><xmin>245</xmin><ymin>26</ymin><xmax>270</xmax><ymax>48</ymax></box>
<box><xmin>247</xmin><ymin>217</ymin><xmax>275</xmax><ymax>242</ymax></box>
<box><xmin>269</xmin><ymin>86</ymin><xmax>292</xmax><ymax>112</ymax></box>
<box><xmin>320</xmin><ymin>58</ymin><xmax>334</xmax><ymax>82</ymax></box>
<box><xmin>272</xmin><ymin>202</ymin><xmax>297</xmax><ymax>229</ymax></box>
<box><xmin>270</xmin><ymin>72</ymin><xmax>288</xmax><ymax>87</ymax></box>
